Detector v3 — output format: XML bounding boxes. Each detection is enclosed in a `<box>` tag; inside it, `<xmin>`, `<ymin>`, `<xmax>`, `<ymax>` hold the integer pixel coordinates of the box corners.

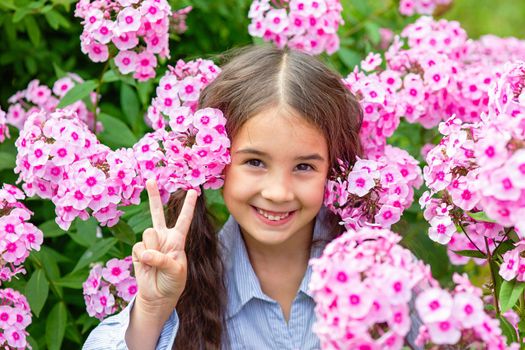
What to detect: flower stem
<box><xmin>518</xmin><ymin>291</ymin><xmax>525</xmax><ymax>349</ymax></box>
<box><xmin>485</xmin><ymin>237</ymin><xmax>501</xmax><ymax>316</ymax></box>
<box><xmin>457</xmin><ymin>221</ymin><xmax>484</xmax><ymax>255</ymax></box>
<box><xmin>92</xmin><ymin>59</ymin><xmax>111</xmax><ymax>132</ymax></box>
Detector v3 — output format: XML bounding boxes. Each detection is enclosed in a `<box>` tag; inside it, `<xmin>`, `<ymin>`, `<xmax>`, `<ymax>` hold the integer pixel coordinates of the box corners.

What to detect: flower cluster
<box><xmin>343</xmin><ymin>58</ymin><xmax>399</xmax><ymax>157</ymax></box>
<box><xmin>345</xmin><ymin>17</ymin><xmax>525</xmax><ymax>160</ymax></box>
<box><xmin>309</xmin><ymin>226</ymin><xmax>431</xmax><ymax>349</ymax></box>
<box><xmin>0</xmin><ymin>288</ymin><xmax>32</xmax><ymax>349</ymax></box>
<box><xmin>421</xmin><ymin>61</ymin><xmax>525</xmax><ymax>265</ymax></box>
<box><xmin>414</xmin><ymin>273</ymin><xmax>517</xmax><ymax>349</ymax></box>
<box><xmin>5</xmin><ymin>75</ymin><xmax>99</xmax><ymax>132</ymax></box>
<box><xmin>0</xmin><ymin>108</ymin><xmax>8</xmax><ymax>143</ymax></box>
<box><xmin>398</xmin><ymin>0</ymin><xmax>452</xmax><ymax>17</ymax></box>
<box><xmin>83</xmin><ymin>256</ymin><xmax>137</xmax><ymax>320</ymax></box>
<box><xmin>74</xmin><ymin>0</ymin><xmax>174</xmax><ymax>81</ymax></box>
<box><xmin>146</xmin><ymin>58</ymin><xmax>221</xmax><ymax>130</ymax></box>
<box><xmin>324</xmin><ymin>145</ymin><xmax>422</xmax><ymax>230</ymax></box>
<box><xmin>385</xmin><ymin>16</ymin><xmax>471</xmax><ymax>128</ymax></box>
<box><xmin>247</xmin><ymin>0</ymin><xmax>343</xmax><ymax>55</ymax></box>
<box><xmin>14</xmin><ymin>109</ymin><xmax>144</xmax><ymax>230</ymax></box>
<box><xmin>135</xmin><ymin>107</ymin><xmax>230</xmax><ymax>203</ymax></box>
<box><xmin>0</xmin><ymin>184</ymin><xmax>43</xmax><ymax>283</ymax></box>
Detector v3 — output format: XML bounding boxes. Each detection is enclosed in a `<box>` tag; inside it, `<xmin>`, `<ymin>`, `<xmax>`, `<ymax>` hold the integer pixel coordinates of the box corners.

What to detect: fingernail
<box><xmin>142</xmin><ymin>252</ymin><xmax>151</xmax><ymax>261</ymax></box>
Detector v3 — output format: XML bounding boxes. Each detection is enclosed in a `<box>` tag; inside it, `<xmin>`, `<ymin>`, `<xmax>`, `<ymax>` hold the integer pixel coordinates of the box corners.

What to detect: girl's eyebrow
<box><xmin>235</xmin><ymin>148</ymin><xmax>266</xmax><ymax>156</ymax></box>
<box><xmin>235</xmin><ymin>148</ymin><xmax>325</xmax><ymax>162</ymax></box>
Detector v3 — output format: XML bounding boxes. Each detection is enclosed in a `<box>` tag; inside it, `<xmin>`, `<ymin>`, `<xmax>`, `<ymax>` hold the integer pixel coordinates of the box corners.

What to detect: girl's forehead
<box><xmin>231</xmin><ymin>108</ymin><xmax>328</xmax><ymax>157</ymax></box>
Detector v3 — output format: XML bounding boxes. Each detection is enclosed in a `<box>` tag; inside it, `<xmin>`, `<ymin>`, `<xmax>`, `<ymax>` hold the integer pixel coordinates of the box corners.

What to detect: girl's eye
<box><xmin>246</xmin><ymin>159</ymin><xmax>263</xmax><ymax>167</ymax></box>
<box><xmin>296</xmin><ymin>163</ymin><xmax>314</xmax><ymax>171</ymax></box>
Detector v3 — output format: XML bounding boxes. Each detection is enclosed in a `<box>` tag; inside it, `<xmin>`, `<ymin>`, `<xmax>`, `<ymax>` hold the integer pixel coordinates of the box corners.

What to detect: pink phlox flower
<box><xmin>102</xmin><ymin>258</ymin><xmax>131</xmax><ymax>284</ymax></box>
<box><xmin>452</xmin><ymin>292</ymin><xmax>485</xmax><ymax>328</ymax></box>
<box><xmin>116</xmin><ymin>277</ymin><xmax>138</xmax><ymax>301</ymax></box>
<box><xmin>428</xmin><ymin>214</ymin><xmax>456</xmax><ymax>244</ymax></box>
<box><xmin>415</xmin><ymin>287</ymin><xmax>453</xmax><ymax>323</ymax></box>
<box><xmin>426</xmin><ymin>318</ymin><xmax>462</xmax><ymax>345</ymax></box>
<box><xmin>346</xmin><ymin>170</ymin><xmax>376</xmax><ymax>197</ymax></box>
<box><xmin>361</xmin><ymin>52</ymin><xmax>382</xmax><ymax>72</ymax></box>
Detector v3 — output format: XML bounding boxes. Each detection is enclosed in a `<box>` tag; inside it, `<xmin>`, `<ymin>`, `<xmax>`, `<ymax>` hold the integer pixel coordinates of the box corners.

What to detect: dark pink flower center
<box><xmin>336</xmin><ymin>272</ymin><xmax>347</xmax><ymax>282</ymax></box>
<box><xmin>86</xmin><ymin>177</ymin><xmax>97</xmax><ymax>187</ymax></box>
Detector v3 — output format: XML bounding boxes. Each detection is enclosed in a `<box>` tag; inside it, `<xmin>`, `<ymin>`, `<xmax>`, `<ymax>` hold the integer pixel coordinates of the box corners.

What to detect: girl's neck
<box><xmin>240</xmin><ymin>222</ymin><xmax>315</xmax><ymax>322</ymax></box>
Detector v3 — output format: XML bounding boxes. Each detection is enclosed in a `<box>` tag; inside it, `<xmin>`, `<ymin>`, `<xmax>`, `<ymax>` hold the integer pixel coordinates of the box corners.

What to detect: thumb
<box><xmin>140</xmin><ymin>249</ymin><xmax>178</xmax><ymax>271</ymax></box>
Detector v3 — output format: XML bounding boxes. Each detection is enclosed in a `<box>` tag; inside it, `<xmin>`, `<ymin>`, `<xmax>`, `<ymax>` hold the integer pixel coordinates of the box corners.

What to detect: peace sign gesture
<box><xmin>132</xmin><ymin>179</ymin><xmax>198</xmax><ymax>309</ymax></box>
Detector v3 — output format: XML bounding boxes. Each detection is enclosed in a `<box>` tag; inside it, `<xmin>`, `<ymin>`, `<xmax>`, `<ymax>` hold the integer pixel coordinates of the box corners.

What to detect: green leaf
<box><xmin>337</xmin><ymin>47</ymin><xmax>362</xmax><ymax>69</ymax></box>
<box><xmin>71</xmin><ymin>217</ymin><xmax>99</xmax><ymax>247</ymax></box>
<box><xmin>452</xmin><ymin>249</ymin><xmax>487</xmax><ymax>259</ymax></box>
<box><xmin>467</xmin><ymin>211</ymin><xmax>497</xmax><ymax>223</ymax></box>
<box><xmin>0</xmin><ymin>152</ymin><xmax>15</xmax><ymax>171</ymax></box>
<box><xmin>120</xmin><ymin>83</ymin><xmax>141</xmax><ymax>128</ymax></box>
<box><xmin>364</xmin><ymin>21</ymin><xmax>381</xmax><ymax>45</ymax></box>
<box><xmin>24</xmin><ymin>269</ymin><xmax>49</xmax><ymax>317</ymax></box>
<box><xmin>33</xmin><ymin>247</ymin><xmax>63</xmax><ymax>298</ymax></box>
<box><xmin>109</xmin><ymin>219</ymin><xmax>136</xmax><ymax>245</ymax></box>
<box><xmin>97</xmin><ymin>113</ymin><xmax>138</xmax><ymax>148</ymax></box>
<box><xmin>73</xmin><ymin>237</ymin><xmax>118</xmax><ymax>272</ymax></box>
<box><xmin>57</xmin><ymin>80</ymin><xmax>97</xmax><ymax>109</ymax></box>
<box><xmin>53</xmin><ymin>62</ymin><xmax>67</xmax><ymax>79</ymax></box>
<box><xmin>39</xmin><ymin>220</ymin><xmax>66</xmax><ymax>238</ymax></box>
<box><xmin>499</xmin><ymin>279</ymin><xmax>525</xmax><ymax>313</ymax></box>
<box><xmin>12</xmin><ymin>7</ymin><xmax>31</xmax><ymax>22</ymax></box>
<box><xmin>55</xmin><ymin>269</ymin><xmax>88</xmax><ymax>289</ymax></box>
<box><xmin>24</xmin><ymin>16</ymin><xmax>41</xmax><ymax>46</ymax></box>
<box><xmin>349</xmin><ymin>0</ymin><xmax>371</xmax><ymax>17</ymax></box>
<box><xmin>127</xmin><ymin>210</ymin><xmax>152</xmax><ymax>234</ymax></box>
<box><xmin>78</xmin><ymin>313</ymin><xmax>99</xmax><ymax>334</ymax></box>
<box><xmin>65</xmin><ymin>318</ymin><xmax>83</xmax><ymax>344</ymax></box>
<box><xmin>27</xmin><ymin>335</ymin><xmax>39</xmax><ymax>350</ymax></box>
<box><xmin>499</xmin><ymin>315</ymin><xmax>518</xmax><ymax>344</ymax></box>
<box><xmin>43</xmin><ymin>9</ymin><xmax>70</xmax><ymax>30</ymax></box>
<box><xmin>136</xmin><ymin>80</ymin><xmax>153</xmax><ymax>107</ymax></box>
<box><xmin>493</xmin><ymin>240</ymin><xmax>516</xmax><ymax>257</ymax></box>
<box><xmin>0</xmin><ymin>1</ymin><xmax>16</xmax><ymax>10</ymax></box>
<box><xmin>46</xmin><ymin>302</ymin><xmax>67</xmax><ymax>350</ymax></box>
<box><xmin>102</xmin><ymin>69</ymin><xmax>120</xmax><ymax>83</ymax></box>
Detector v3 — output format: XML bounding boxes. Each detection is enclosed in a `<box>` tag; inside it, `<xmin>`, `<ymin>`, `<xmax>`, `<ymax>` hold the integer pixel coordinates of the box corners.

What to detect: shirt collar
<box><xmin>221</xmin><ymin>207</ymin><xmax>332</xmax><ymax>319</ymax></box>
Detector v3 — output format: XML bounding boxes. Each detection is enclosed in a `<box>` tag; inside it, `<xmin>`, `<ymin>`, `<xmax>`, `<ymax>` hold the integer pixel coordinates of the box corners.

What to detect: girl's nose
<box><xmin>260</xmin><ymin>173</ymin><xmax>295</xmax><ymax>203</ymax></box>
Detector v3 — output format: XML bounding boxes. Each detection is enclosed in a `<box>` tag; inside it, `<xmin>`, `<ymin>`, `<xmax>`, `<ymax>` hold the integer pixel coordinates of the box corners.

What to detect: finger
<box><xmin>140</xmin><ymin>249</ymin><xmax>178</xmax><ymax>271</ymax></box>
<box><xmin>142</xmin><ymin>228</ymin><xmax>160</xmax><ymax>251</ymax></box>
<box><xmin>146</xmin><ymin>179</ymin><xmax>167</xmax><ymax>232</ymax></box>
<box><xmin>132</xmin><ymin>242</ymin><xmax>149</xmax><ymax>271</ymax></box>
<box><xmin>168</xmin><ymin>189</ymin><xmax>198</xmax><ymax>247</ymax></box>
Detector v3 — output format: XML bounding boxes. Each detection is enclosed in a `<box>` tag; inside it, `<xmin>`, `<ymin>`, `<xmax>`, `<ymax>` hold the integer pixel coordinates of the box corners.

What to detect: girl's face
<box><xmin>223</xmin><ymin>107</ymin><xmax>329</xmax><ymax>249</ymax></box>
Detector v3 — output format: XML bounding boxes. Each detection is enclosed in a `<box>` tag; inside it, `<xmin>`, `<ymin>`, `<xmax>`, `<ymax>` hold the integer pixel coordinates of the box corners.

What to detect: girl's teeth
<box><xmin>257</xmin><ymin>208</ymin><xmax>291</xmax><ymax>221</ymax></box>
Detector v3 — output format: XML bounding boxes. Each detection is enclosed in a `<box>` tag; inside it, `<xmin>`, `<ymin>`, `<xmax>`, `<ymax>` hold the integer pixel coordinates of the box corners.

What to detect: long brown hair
<box><xmin>168</xmin><ymin>45</ymin><xmax>363</xmax><ymax>349</ymax></box>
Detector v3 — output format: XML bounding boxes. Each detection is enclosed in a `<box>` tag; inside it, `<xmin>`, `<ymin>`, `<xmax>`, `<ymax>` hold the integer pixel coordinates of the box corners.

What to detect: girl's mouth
<box><xmin>252</xmin><ymin>206</ymin><xmax>296</xmax><ymax>225</ymax></box>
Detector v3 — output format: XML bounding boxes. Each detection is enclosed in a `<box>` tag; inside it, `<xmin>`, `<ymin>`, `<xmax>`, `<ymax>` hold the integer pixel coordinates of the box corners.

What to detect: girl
<box><xmin>84</xmin><ymin>45</ymin><xmax>372</xmax><ymax>349</ymax></box>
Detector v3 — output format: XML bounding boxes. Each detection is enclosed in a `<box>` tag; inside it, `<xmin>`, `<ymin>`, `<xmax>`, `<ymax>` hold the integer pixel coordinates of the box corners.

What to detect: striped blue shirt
<box><xmin>83</xmin><ymin>211</ymin><xmax>421</xmax><ymax>349</ymax></box>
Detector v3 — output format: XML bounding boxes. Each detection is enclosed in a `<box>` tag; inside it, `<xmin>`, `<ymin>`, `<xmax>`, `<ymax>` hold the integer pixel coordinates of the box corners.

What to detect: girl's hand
<box><xmin>132</xmin><ymin>179</ymin><xmax>198</xmax><ymax>309</ymax></box>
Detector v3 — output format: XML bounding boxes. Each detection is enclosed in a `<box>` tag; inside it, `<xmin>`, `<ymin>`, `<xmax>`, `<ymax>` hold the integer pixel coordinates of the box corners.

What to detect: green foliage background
<box><xmin>0</xmin><ymin>0</ymin><xmax>523</xmax><ymax>348</ymax></box>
